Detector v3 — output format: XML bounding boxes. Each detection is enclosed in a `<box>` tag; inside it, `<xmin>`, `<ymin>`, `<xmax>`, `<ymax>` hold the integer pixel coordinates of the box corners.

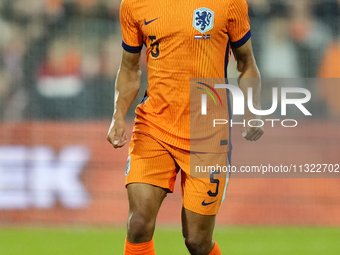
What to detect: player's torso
<box><xmin>130</xmin><ymin>0</ymin><xmax>232</xmax><ymax>150</ymax></box>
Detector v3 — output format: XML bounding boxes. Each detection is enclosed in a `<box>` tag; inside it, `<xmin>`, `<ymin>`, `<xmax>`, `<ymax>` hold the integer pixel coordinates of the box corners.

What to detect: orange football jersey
<box><xmin>120</xmin><ymin>0</ymin><xmax>251</xmax><ymax>152</ymax></box>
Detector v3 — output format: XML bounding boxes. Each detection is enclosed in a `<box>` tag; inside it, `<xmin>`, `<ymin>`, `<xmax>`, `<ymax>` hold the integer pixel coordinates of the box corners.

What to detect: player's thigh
<box><xmin>127</xmin><ymin>183</ymin><xmax>167</xmax><ymax>243</ymax></box>
<box><xmin>127</xmin><ymin>183</ymin><xmax>167</xmax><ymax>221</ymax></box>
<box><xmin>181</xmin><ymin>207</ymin><xmax>216</xmax><ymax>240</ymax></box>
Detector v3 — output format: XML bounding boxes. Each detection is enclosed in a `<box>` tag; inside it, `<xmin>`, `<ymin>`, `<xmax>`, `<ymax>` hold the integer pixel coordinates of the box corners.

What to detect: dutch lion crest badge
<box><xmin>193</xmin><ymin>7</ymin><xmax>214</xmax><ymax>34</ymax></box>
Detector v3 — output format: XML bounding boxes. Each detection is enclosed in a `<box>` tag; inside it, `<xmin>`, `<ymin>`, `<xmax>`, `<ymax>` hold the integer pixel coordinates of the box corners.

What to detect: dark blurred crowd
<box><xmin>0</xmin><ymin>0</ymin><xmax>122</xmax><ymax>121</ymax></box>
<box><xmin>247</xmin><ymin>0</ymin><xmax>340</xmax><ymax>117</ymax></box>
<box><xmin>0</xmin><ymin>0</ymin><xmax>339</xmax><ymax>122</ymax></box>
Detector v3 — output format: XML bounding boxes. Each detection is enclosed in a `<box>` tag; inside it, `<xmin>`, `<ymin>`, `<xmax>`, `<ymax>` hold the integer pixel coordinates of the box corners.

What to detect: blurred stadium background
<box><xmin>0</xmin><ymin>0</ymin><xmax>340</xmax><ymax>254</ymax></box>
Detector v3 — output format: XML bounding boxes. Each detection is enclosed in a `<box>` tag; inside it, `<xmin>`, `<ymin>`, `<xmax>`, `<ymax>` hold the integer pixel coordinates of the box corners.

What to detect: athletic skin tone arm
<box><xmin>233</xmin><ymin>38</ymin><xmax>264</xmax><ymax>141</ymax></box>
<box><xmin>107</xmin><ymin>50</ymin><xmax>142</xmax><ymax>149</ymax></box>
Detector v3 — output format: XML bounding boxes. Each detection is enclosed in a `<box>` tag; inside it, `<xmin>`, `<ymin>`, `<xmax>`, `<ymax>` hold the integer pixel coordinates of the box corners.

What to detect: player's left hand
<box><xmin>241</xmin><ymin>111</ymin><xmax>264</xmax><ymax>141</ymax></box>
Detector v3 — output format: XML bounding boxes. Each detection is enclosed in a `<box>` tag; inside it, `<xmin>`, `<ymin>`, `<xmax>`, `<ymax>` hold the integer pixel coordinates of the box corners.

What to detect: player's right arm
<box><xmin>233</xmin><ymin>39</ymin><xmax>264</xmax><ymax>141</ymax></box>
<box><xmin>106</xmin><ymin>50</ymin><xmax>141</xmax><ymax>149</ymax></box>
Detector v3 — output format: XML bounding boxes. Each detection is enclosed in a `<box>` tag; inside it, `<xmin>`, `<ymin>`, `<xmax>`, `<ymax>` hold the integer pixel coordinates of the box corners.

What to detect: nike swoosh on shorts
<box><xmin>202</xmin><ymin>200</ymin><xmax>218</xmax><ymax>206</ymax></box>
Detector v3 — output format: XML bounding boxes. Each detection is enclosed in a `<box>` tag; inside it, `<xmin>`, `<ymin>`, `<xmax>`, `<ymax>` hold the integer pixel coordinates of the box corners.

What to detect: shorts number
<box><xmin>148</xmin><ymin>36</ymin><xmax>159</xmax><ymax>58</ymax></box>
<box><xmin>207</xmin><ymin>171</ymin><xmax>220</xmax><ymax>197</ymax></box>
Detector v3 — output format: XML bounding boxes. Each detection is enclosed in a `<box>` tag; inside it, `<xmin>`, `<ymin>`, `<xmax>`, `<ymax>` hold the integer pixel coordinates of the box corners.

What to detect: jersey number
<box><xmin>149</xmin><ymin>36</ymin><xmax>159</xmax><ymax>58</ymax></box>
<box><xmin>207</xmin><ymin>171</ymin><xmax>220</xmax><ymax>197</ymax></box>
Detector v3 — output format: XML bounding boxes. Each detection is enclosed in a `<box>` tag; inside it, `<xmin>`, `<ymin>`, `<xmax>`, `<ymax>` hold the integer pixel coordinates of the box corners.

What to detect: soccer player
<box><xmin>107</xmin><ymin>0</ymin><xmax>264</xmax><ymax>254</ymax></box>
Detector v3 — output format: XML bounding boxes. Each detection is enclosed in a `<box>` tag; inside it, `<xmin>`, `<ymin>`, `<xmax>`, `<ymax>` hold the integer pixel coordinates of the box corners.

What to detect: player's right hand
<box><xmin>240</xmin><ymin>111</ymin><xmax>264</xmax><ymax>141</ymax></box>
<box><xmin>106</xmin><ymin>119</ymin><xmax>128</xmax><ymax>149</ymax></box>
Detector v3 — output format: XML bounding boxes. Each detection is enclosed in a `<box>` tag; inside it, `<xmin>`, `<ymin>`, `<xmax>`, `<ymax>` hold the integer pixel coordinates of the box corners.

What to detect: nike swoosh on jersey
<box><xmin>202</xmin><ymin>200</ymin><xmax>218</xmax><ymax>206</ymax></box>
<box><xmin>144</xmin><ymin>18</ymin><xmax>159</xmax><ymax>25</ymax></box>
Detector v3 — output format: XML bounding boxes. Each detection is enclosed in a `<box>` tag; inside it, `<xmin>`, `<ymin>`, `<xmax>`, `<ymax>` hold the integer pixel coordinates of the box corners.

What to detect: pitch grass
<box><xmin>1</xmin><ymin>226</ymin><xmax>340</xmax><ymax>255</ymax></box>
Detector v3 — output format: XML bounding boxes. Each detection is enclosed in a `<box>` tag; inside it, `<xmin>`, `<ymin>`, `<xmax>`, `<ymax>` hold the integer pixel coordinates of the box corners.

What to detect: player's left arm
<box><xmin>233</xmin><ymin>39</ymin><xmax>264</xmax><ymax>141</ymax></box>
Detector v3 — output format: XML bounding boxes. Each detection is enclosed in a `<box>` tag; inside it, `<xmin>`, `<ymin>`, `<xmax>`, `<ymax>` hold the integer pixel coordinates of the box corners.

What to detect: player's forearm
<box><xmin>237</xmin><ymin>60</ymin><xmax>262</xmax><ymax>111</ymax></box>
<box><xmin>113</xmin><ymin>67</ymin><xmax>142</xmax><ymax>121</ymax></box>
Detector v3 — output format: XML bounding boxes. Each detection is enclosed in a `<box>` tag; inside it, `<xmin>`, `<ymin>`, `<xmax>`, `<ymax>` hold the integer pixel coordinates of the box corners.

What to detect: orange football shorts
<box><xmin>125</xmin><ymin>132</ymin><xmax>230</xmax><ymax>215</ymax></box>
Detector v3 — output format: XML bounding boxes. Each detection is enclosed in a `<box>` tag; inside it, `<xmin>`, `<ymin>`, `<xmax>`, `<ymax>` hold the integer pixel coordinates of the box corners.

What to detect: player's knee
<box><xmin>127</xmin><ymin>213</ymin><xmax>155</xmax><ymax>243</ymax></box>
<box><xmin>184</xmin><ymin>236</ymin><xmax>212</xmax><ymax>255</ymax></box>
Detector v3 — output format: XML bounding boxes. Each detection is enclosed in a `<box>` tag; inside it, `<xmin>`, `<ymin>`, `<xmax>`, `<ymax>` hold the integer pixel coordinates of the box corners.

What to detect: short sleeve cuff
<box><xmin>230</xmin><ymin>30</ymin><xmax>251</xmax><ymax>49</ymax></box>
<box><xmin>122</xmin><ymin>41</ymin><xmax>143</xmax><ymax>53</ymax></box>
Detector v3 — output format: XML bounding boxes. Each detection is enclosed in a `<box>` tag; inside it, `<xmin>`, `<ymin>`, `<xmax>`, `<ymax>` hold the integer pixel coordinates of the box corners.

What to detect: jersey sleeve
<box><xmin>226</xmin><ymin>0</ymin><xmax>251</xmax><ymax>49</ymax></box>
<box><xmin>120</xmin><ymin>0</ymin><xmax>143</xmax><ymax>53</ymax></box>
